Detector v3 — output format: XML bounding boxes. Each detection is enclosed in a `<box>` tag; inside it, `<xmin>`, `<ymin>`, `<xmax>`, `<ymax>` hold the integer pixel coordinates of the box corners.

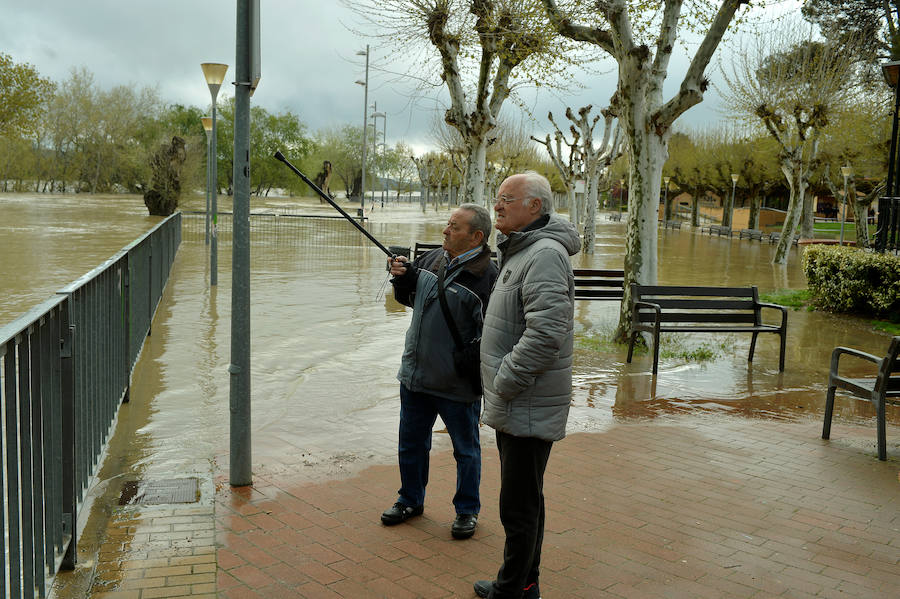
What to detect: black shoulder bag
<box><xmin>437</xmin><ymin>259</ymin><xmax>483</xmax><ymax>395</ymax></box>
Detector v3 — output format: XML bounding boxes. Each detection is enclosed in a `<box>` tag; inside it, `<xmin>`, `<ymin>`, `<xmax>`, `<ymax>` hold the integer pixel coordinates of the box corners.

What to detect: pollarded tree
<box><xmin>542</xmin><ymin>0</ymin><xmax>759</xmax><ymax>340</ymax></box>
<box><xmin>531</xmin><ymin>111</ymin><xmax>582</xmax><ymax>226</ymax></box>
<box><xmin>569</xmin><ymin>105</ymin><xmax>623</xmax><ymax>253</ymax></box>
<box><xmin>720</xmin><ymin>29</ymin><xmax>858</xmax><ymax>263</ymax></box>
<box><xmin>344</xmin><ymin>0</ymin><xmax>575</xmax><ymax>206</ymax></box>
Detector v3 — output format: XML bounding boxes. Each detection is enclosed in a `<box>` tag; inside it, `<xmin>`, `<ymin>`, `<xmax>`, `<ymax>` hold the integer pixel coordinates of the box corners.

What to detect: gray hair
<box><xmin>520</xmin><ymin>171</ymin><xmax>554</xmax><ymax>215</ymax></box>
<box><xmin>459</xmin><ymin>203</ymin><xmax>492</xmax><ymax>243</ymax></box>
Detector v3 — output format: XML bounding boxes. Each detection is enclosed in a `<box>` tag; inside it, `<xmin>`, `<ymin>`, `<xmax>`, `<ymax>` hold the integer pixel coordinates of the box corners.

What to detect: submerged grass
<box><xmin>760</xmin><ymin>289</ymin><xmax>813</xmax><ymax>311</ymax></box>
<box><xmin>872</xmin><ymin>319</ymin><xmax>900</xmax><ymax>336</ymax></box>
<box><xmin>658</xmin><ymin>335</ymin><xmax>730</xmax><ymax>363</ymax></box>
<box><xmin>576</xmin><ymin>329</ymin><xmax>730</xmax><ymax>363</ymax></box>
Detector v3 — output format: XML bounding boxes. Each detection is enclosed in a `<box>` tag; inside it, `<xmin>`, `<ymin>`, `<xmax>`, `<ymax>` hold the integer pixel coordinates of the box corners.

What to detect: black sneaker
<box><xmin>380</xmin><ymin>502</ymin><xmax>424</xmax><ymax>525</ymax></box>
<box><xmin>473</xmin><ymin>579</ymin><xmax>540</xmax><ymax>598</ymax></box>
<box><xmin>451</xmin><ymin>513</ymin><xmax>478</xmax><ymax>539</ymax></box>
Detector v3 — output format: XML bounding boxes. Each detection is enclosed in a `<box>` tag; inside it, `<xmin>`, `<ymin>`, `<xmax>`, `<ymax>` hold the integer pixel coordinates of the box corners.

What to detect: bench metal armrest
<box><xmin>756</xmin><ymin>302</ymin><xmax>788</xmax><ymax>330</ymax></box>
<box><xmin>830</xmin><ymin>346</ymin><xmax>882</xmax><ymax>376</ymax></box>
<box><xmin>632</xmin><ymin>300</ymin><xmax>661</xmax><ymax>326</ymax></box>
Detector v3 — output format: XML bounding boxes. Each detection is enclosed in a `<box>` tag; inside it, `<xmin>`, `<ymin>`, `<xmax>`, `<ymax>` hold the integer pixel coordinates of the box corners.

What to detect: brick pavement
<box><xmin>53</xmin><ymin>415</ymin><xmax>899</xmax><ymax>599</ymax></box>
<box><xmin>213</xmin><ymin>416</ymin><xmax>898</xmax><ymax>599</ymax></box>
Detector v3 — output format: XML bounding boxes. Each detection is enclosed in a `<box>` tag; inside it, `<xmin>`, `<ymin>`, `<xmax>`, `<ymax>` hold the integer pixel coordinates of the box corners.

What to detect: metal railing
<box><xmin>875</xmin><ymin>197</ymin><xmax>900</xmax><ymax>252</ymax></box>
<box><xmin>0</xmin><ymin>212</ymin><xmax>181</xmax><ymax>598</ymax></box>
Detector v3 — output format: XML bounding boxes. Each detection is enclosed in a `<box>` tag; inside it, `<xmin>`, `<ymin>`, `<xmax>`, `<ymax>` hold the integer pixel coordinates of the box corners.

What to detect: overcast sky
<box><xmin>2</xmin><ymin>1</ymin><xmax>804</xmax><ymax>154</ymax></box>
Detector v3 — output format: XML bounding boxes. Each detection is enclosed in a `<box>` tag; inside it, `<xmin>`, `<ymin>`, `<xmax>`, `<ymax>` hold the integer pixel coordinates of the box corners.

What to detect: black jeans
<box><xmin>491</xmin><ymin>430</ymin><xmax>553</xmax><ymax>599</ymax></box>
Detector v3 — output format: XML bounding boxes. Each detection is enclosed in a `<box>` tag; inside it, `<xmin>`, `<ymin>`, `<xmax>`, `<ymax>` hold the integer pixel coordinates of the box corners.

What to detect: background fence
<box><xmin>0</xmin><ymin>212</ymin><xmax>181</xmax><ymax>599</ymax></box>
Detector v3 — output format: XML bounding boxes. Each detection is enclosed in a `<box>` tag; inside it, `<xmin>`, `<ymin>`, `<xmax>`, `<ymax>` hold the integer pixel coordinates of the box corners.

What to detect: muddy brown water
<box><xmin>1</xmin><ymin>192</ymin><xmax>896</xmax><ymax>490</ymax></box>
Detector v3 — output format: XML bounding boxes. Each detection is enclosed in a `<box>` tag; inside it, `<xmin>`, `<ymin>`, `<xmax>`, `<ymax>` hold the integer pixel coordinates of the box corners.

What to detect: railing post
<box><xmin>59</xmin><ymin>303</ymin><xmax>77</xmax><ymax>571</ymax></box>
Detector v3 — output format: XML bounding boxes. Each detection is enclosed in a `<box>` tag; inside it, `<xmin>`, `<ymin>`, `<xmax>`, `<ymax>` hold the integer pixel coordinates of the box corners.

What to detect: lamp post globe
<box><xmin>201</xmin><ymin>62</ymin><xmax>228</xmax><ymax>286</ymax></box>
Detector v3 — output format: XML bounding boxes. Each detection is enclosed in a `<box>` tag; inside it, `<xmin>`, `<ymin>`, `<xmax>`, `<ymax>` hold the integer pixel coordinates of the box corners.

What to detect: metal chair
<box><xmin>822</xmin><ymin>336</ymin><xmax>900</xmax><ymax>460</ymax></box>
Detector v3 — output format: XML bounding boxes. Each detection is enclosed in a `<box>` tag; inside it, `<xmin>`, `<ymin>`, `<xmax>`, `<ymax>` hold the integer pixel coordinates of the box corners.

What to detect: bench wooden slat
<box><xmin>576</xmin><ymin>290</ymin><xmax>624</xmax><ymax>299</ymax></box>
<box><xmin>636</xmin><ymin>312</ymin><xmax>759</xmax><ymax>324</ymax></box>
<box><xmin>575</xmin><ymin>280</ymin><xmax>625</xmax><ymax>288</ymax></box>
<box><xmin>636</xmin><ymin>286</ymin><xmax>755</xmax><ymax>297</ymax></box>
<box><xmin>639</xmin><ymin>298</ymin><xmax>756</xmax><ymax>311</ymax></box>
<box><xmin>573</xmin><ymin>269</ymin><xmax>624</xmax><ymax>276</ymax></box>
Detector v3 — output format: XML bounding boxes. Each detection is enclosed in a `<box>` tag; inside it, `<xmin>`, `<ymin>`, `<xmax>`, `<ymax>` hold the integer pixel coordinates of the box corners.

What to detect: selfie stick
<box><xmin>274</xmin><ymin>150</ymin><xmax>393</xmax><ymax>257</ymax></box>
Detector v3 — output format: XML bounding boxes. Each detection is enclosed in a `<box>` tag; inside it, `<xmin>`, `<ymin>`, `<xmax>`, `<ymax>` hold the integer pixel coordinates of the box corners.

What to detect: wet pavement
<box><xmin>2</xmin><ymin>193</ymin><xmax>898</xmax><ymax>598</ymax></box>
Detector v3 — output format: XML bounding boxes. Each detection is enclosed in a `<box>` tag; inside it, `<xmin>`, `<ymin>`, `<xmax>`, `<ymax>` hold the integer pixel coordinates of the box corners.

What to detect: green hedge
<box><xmin>802</xmin><ymin>245</ymin><xmax>900</xmax><ymax>317</ymax></box>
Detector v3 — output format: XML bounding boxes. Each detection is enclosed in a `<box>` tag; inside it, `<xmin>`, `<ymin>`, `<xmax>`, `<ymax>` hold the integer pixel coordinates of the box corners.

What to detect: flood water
<box><xmin>1</xmin><ymin>192</ymin><xmax>897</xmax><ymax>492</ymax></box>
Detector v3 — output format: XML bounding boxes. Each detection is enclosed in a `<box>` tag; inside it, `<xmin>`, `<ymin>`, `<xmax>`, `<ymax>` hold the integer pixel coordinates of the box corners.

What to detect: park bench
<box><xmin>739</xmin><ymin>228</ymin><xmax>763</xmax><ymax>241</ymax></box>
<box><xmin>661</xmin><ymin>220</ymin><xmax>683</xmax><ymax>230</ymax></box>
<box><xmin>607</xmin><ymin>213</ymin><xmax>623</xmax><ymax>222</ymax></box>
<box><xmin>626</xmin><ymin>283</ymin><xmax>788</xmax><ymax>375</ymax></box>
<box><xmin>573</xmin><ymin>269</ymin><xmax>625</xmax><ymax>301</ymax></box>
<box><xmin>411</xmin><ymin>242</ymin><xmax>623</xmax><ymax>302</ymax></box>
<box><xmin>764</xmin><ymin>231</ymin><xmax>799</xmax><ymax>246</ymax></box>
<box><xmin>700</xmin><ymin>224</ymin><xmax>732</xmax><ymax>237</ymax></box>
<box><xmin>822</xmin><ymin>336</ymin><xmax>900</xmax><ymax>461</ymax></box>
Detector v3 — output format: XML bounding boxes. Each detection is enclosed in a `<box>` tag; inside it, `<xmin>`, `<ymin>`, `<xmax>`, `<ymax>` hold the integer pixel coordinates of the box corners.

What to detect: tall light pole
<box><xmin>201</xmin><ymin>116</ymin><xmax>212</xmax><ymax>246</ymax></box>
<box><xmin>840</xmin><ymin>165</ymin><xmax>853</xmax><ymax>245</ymax></box>
<box><xmin>663</xmin><ymin>176</ymin><xmax>671</xmax><ymax>220</ymax></box>
<box><xmin>201</xmin><ymin>62</ymin><xmax>228</xmax><ymax>286</ymax></box>
<box><xmin>370</xmin><ymin>107</ymin><xmax>385</xmax><ymax>207</ymax></box>
<box><xmin>728</xmin><ymin>173</ymin><xmax>738</xmax><ymax>228</ymax></box>
<box><xmin>355</xmin><ymin>45</ymin><xmax>369</xmax><ymax>215</ymax></box>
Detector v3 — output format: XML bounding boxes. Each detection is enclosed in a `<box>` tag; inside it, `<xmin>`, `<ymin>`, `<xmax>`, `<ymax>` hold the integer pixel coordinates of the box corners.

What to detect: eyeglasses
<box><xmin>496</xmin><ymin>195</ymin><xmax>524</xmax><ymax>205</ymax></box>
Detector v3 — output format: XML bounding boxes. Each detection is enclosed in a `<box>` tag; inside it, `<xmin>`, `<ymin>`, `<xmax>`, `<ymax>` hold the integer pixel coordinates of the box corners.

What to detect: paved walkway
<box><xmin>59</xmin><ymin>415</ymin><xmax>899</xmax><ymax>599</ymax></box>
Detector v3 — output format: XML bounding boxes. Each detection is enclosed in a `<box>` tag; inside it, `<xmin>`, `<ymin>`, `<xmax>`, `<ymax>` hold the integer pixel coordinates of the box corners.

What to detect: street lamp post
<box><xmin>201</xmin><ymin>116</ymin><xmax>212</xmax><ymax>246</ymax></box>
<box><xmin>840</xmin><ymin>165</ymin><xmax>853</xmax><ymax>246</ymax></box>
<box><xmin>370</xmin><ymin>107</ymin><xmax>385</xmax><ymax>207</ymax></box>
<box><xmin>663</xmin><ymin>176</ymin><xmax>671</xmax><ymax>220</ymax></box>
<box><xmin>728</xmin><ymin>173</ymin><xmax>739</xmax><ymax>228</ymax></box>
<box><xmin>619</xmin><ymin>179</ymin><xmax>625</xmax><ymax>217</ymax></box>
<box><xmin>201</xmin><ymin>62</ymin><xmax>228</xmax><ymax>286</ymax></box>
<box><xmin>355</xmin><ymin>46</ymin><xmax>369</xmax><ymax>215</ymax></box>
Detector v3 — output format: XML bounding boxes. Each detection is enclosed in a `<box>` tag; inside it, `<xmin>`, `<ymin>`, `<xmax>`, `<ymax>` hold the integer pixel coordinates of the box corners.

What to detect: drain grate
<box><xmin>118</xmin><ymin>478</ymin><xmax>199</xmax><ymax>506</ymax></box>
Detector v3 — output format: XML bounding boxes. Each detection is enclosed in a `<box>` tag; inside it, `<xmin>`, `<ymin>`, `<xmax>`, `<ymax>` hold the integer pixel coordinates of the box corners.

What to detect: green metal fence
<box><xmin>0</xmin><ymin>212</ymin><xmax>181</xmax><ymax>598</ymax></box>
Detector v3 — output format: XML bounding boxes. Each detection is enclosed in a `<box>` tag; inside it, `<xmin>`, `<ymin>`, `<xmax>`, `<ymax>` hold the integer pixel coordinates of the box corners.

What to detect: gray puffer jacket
<box><xmin>480</xmin><ymin>214</ymin><xmax>580</xmax><ymax>441</ymax></box>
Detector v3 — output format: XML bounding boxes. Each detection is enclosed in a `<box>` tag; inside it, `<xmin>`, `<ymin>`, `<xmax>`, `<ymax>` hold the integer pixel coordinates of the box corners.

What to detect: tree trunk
<box><xmin>800</xmin><ymin>188</ymin><xmax>815</xmax><ymax>238</ymax></box>
<box><xmin>722</xmin><ymin>188</ymin><xmax>734</xmax><ymax>227</ymax></box>
<box><xmin>773</xmin><ymin>160</ymin><xmax>805</xmax><ymax>264</ymax></box>
<box><xmin>462</xmin><ymin>138</ymin><xmax>488</xmax><ymax>206</ymax></box>
<box><xmin>615</xmin><ymin>129</ymin><xmax>668</xmax><ymax>341</ymax></box>
<box><xmin>749</xmin><ymin>194</ymin><xmax>761</xmax><ymax>229</ymax></box>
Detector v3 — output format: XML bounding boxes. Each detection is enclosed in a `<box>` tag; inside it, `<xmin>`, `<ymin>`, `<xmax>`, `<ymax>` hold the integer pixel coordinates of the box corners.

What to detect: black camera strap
<box><xmin>437</xmin><ymin>258</ymin><xmax>465</xmax><ymax>350</ymax></box>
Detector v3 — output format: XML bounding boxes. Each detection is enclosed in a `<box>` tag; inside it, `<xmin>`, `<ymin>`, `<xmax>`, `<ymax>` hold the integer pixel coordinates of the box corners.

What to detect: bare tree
<box><xmin>344</xmin><ymin>0</ymin><xmax>570</xmax><ymax>205</ymax></box>
<box><xmin>720</xmin><ymin>27</ymin><xmax>858</xmax><ymax>263</ymax></box>
<box><xmin>568</xmin><ymin>105</ymin><xmax>623</xmax><ymax>253</ymax></box>
<box><xmin>543</xmin><ymin>0</ymin><xmax>757</xmax><ymax>340</ymax></box>
<box><xmin>532</xmin><ymin>111</ymin><xmax>582</xmax><ymax>226</ymax></box>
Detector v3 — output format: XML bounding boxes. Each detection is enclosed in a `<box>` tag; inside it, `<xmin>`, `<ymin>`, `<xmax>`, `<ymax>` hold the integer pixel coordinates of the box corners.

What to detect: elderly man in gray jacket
<box><xmin>474</xmin><ymin>172</ymin><xmax>580</xmax><ymax>599</ymax></box>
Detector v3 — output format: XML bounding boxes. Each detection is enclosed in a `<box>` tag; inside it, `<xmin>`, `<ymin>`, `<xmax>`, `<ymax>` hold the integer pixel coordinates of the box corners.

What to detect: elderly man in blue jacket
<box><xmin>474</xmin><ymin>172</ymin><xmax>580</xmax><ymax>599</ymax></box>
<box><xmin>383</xmin><ymin>203</ymin><xmax>498</xmax><ymax>540</ymax></box>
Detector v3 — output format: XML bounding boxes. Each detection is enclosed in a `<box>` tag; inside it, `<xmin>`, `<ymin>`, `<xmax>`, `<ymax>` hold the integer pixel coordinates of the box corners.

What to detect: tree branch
<box><xmin>541</xmin><ymin>0</ymin><xmax>615</xmax><ymax>53</ymax></box>
<box><xmin>653</xmin><ymin>0</ymin><xmax>747</xmax><ymax>132</ymax></box>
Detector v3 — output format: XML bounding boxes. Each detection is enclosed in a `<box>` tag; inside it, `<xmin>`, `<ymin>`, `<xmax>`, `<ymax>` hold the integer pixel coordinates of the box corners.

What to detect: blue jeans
<box><xmin>397</xmin><ymin>384</ymin><xmax>481</xmax><ymax>514</ymax></box>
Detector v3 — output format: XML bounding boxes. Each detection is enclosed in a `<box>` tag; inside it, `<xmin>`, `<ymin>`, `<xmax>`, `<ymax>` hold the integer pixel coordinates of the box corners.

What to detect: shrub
<box><xmin>802</xmin><ymin>245</ymin><xmax>900</xmax><ymax>318</ymax></box>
